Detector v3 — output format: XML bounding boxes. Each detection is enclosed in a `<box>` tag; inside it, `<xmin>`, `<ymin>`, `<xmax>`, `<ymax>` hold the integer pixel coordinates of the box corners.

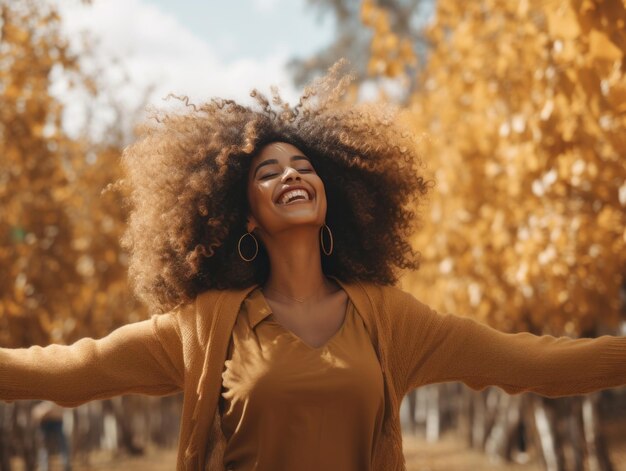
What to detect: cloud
<box><xmin>53</xmin><ymin>0</ymin><xmax>300</xmax><ymax>139</ymax></box>
<box><xmin>252</xmin><ymin>0</ymin><xmax>281</xmax><ymax>12</ymax></box>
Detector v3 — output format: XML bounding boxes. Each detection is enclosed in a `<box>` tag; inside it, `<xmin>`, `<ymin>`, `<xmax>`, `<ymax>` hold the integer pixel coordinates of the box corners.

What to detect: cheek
<box><xmin>314</xmin><ymin>178</ymin><xmax>327</xmax><ymax>202</ymax></box>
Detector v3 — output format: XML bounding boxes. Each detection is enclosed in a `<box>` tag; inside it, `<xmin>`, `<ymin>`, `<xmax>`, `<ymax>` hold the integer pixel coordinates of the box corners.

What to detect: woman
<box><xmin>1</xmin><ymin>62</ymin><xmax>625</xmax><ymax>471</ymax></box>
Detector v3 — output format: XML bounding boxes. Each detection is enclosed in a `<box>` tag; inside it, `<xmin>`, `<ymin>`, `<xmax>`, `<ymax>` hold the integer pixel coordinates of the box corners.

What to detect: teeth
<box><xmin>279</xmin><ymin>189</ymin><xmax>310</xmax><ymax>205</ymax></box>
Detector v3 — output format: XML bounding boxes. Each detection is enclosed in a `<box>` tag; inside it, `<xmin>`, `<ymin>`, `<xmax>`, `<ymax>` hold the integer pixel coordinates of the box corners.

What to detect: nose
<box><xmin>281</xmin><ymin>166</ymin><xmax>301</xmax><ymax>182</ymax></box>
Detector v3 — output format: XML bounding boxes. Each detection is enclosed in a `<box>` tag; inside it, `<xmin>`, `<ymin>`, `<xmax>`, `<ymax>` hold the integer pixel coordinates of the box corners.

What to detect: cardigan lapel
<box><xmin>330</xmin><ymin>278</ymin><xmax>401</xmax><ymax>439</ymax></box>
<box><xmin>186</xmin><ymin>284</ymin><xmax>259</xmax><ymax>470</ymax></box>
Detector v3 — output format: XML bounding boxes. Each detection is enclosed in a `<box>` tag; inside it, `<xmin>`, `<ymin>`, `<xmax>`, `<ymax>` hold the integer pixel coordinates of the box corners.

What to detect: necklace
<box><xmin>262</xmin><ymin>278</ymin><xmax>329</xmax><ymax>304</ymax></box>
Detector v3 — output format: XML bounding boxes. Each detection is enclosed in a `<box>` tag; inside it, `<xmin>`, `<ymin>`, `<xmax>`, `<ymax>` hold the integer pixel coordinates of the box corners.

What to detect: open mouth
<box><xmin>276</xmin><ymin>188</ymin><xmax>313</xmax><ymax>205</ymax></box>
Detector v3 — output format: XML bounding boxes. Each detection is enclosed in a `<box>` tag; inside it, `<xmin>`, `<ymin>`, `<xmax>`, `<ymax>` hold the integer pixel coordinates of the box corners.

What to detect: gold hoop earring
<box><xmin>320</xmin><ymin>223</ymin><xmax>333</xmax><ymax>256</ymax></box>
<box><xmin>238</xmin><ymin>232</ymin><xmax>258</xmax><ymax>262</ymax></box>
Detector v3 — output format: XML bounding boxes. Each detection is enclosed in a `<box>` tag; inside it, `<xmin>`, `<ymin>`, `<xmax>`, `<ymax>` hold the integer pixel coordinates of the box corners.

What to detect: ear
<box><xmin>246</xmin><ymin>216</ymin><xmax>258</xmax><ymax>234</ymax></box>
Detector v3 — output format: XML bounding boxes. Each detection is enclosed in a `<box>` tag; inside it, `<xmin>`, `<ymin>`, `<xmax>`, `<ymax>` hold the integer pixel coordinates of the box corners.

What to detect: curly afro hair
<box><xmin>120</xmin><ymin>61</ymin><xmax>433</xmax><ymax>314</ymax></box>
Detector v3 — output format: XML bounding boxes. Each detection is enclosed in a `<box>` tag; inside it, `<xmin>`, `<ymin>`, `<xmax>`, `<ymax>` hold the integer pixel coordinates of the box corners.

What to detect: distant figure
<box><xmin>32</xmin><ymin>401</ymin><xmax>71</xmax><ymax>471</ymax></box>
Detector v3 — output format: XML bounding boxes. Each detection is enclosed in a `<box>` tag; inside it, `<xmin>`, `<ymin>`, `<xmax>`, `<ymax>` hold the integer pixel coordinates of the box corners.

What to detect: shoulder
<box><xmin>149</xmin><ymin>286</ymin><xmax>256</xmax><ymax>370</ymax></box>
<box><xmin>358</xmin><ymin>281</ymin><xmax>439</xmax><ymax>329</ymax></box>
<box><xmin>151</xmin><ymin>289</ymin><xmax>226</xmax><ymax>344</ymax></box>
<box><xmin>192</xmin><ymin>285</ymin><xmax>259</xmax><ymax>341</ymax></box>
<box><xmin>358</xmin><ymin>280</ymin><xmax>418</xmax><ymax>308</ymax></box>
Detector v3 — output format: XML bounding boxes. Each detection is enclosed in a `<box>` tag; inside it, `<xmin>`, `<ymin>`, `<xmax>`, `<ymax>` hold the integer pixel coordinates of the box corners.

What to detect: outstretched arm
<box><xmin>0</xmin><ymin>312</ymin><xmax>184</xmax><ymax>407</ymax></box>
<box><xmin>389</xmin><ymin>288</ymin><xmax>626</xmax><ymax>397</ymax></box>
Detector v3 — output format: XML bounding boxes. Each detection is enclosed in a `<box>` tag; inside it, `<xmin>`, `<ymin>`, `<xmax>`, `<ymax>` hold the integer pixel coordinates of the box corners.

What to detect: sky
<box><xmin>53</xmin><ymin>0</ymin><xmax>335</xmax><ymax>139</ymax></box>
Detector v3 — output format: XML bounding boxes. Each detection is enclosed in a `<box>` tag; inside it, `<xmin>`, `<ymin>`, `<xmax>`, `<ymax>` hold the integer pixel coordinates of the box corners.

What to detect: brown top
<box><xmin>219</xmin><ymin>287</ymin><xmax>385</xmax><ymax>471</ymax></box>
<box><xmin>1</xmin><ymin>279</ymin><xmax>625</xmax><ymax>470</ymax></box>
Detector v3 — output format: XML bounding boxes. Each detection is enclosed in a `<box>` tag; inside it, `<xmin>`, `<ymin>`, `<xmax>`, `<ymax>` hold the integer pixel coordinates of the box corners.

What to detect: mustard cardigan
<box><xmin>1</xmin><ymin>277</ymin><xmax>625</xmax><ymax>470</ymax></box>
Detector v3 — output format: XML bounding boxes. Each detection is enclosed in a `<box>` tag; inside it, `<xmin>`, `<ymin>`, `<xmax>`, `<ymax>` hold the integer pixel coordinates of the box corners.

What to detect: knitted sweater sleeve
<box><xmin>0</xmin><ymin>313</ymin><xmax>184</xmax><ymax>407</ymax></box>
<box><xmin>389</xmin><ymin>287</ymin><xmax>626</xmax><ymax>397</ymax></box>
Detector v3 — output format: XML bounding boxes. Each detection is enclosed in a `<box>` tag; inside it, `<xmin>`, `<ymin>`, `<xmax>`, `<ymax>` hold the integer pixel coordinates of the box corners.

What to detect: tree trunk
<box><xmin>406</xmin><ymin>389</ymin><xmax>418</xmax><ymax>434</ymax></box>
<box><xmin>12</xmin><ymin>402</ymin><xmax>37</xmax><ymax>471</ymax></box>
<box><xmin>425</xmin><ymin>384</ymin><xmax>440</xmax><ymax>443</ymax></box>
<box><xmin>458</xmin><ymin>386</ymin><xmax>472</xmax><ymax>447</ymax></box>
<box><xmin>0</xmin><ymin>403</ymin><xmax>13</xmax><ymax>471</ymax></box>
<box><xmin>470</xmin><ymin>389</ymin><xmax>487</xmax><ymax>449</ymax></box>
<box><xmin>484</xmin><ymin>391</ymin><xmax>523</xmax><ymax>462</ymax></box>
<box><xmin>562</xmin><ymin>397</ymin><xmax>584</xmax><ymax>471</ymax></box>
<box><xmin>531</xmin><ymin>395</ymin><xmax>565</xmax><ymax>471</ymax></box>
<box><xmin>582</xmin><ymin>392</ymin><xmax>614</xmax><ymax>471</ymax></box>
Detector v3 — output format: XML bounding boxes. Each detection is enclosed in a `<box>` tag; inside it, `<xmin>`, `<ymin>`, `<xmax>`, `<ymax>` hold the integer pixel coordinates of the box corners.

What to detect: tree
<box><xmin>362</xmin><ymin>0</ymin><xmax>626</xmax><ymax>469</ymax></box>
<box><xmin>0</xmin><ymin>1</ymin><xmax>163</xmax><ymax>464</ymax></box>
<box><xmin>401</xmin><ymin>0</ymin><xmax>626</xmax><ymax>339</ymax></box>
<box><xmin>288</xmin><ymin>0</ymin><xmax>431</xmax><ymax>93</ymax></box>
<box><xmin>0</xmin><ymin>0</ymin><xmax>82</xmax><ymax>348</ymax></box>
<box><xmin>0</xmin><ymin>0</ymin><xmax>147</xmax><ymax>345</ymax></box>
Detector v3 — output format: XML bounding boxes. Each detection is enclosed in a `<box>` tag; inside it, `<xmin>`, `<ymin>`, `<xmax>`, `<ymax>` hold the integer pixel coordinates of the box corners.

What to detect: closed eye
<box><xmin>260</xmin><ymin>168</ymin><xmax>313</xmax><ymax>179</ymax></box>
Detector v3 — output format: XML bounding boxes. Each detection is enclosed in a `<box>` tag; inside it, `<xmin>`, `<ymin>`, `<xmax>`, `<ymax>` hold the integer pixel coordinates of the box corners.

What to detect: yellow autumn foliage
<box><xmin>364</xmin><ymin>0</ymin><xmax>626</xmax><ymax>336</ymax></box>
<box><xmin>0</xmin><ymin>1</ymin><xmax>144</xmax><ymax>347</ymax></box>
<box><xmin>361</xmin><ymin>0</ymin><xmax>417</xmax><ymax>77</ymax></box>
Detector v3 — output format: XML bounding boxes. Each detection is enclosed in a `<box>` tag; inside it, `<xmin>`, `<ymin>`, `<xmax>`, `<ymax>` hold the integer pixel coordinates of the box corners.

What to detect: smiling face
<box><xmin>246</xmin><ymin>141</ymin><xmax>327</xmax><ymax>237</ymax></box>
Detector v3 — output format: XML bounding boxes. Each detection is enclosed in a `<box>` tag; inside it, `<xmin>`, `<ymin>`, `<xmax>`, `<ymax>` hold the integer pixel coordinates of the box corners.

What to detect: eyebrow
<box><xmin>253</xmin><ymin>155</ymin><xmax>310</xmax><ymax>178</ymax></box>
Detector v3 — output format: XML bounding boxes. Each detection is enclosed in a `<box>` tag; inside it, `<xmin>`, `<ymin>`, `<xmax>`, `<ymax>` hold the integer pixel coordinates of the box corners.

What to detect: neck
<box><xmin>260</xmin><ymin>225</ymin><xmax>331</xmax><ymax>301</ymax></box>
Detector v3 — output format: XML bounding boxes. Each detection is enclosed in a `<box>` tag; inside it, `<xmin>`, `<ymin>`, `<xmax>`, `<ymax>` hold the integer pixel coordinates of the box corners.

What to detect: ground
<box><xmin>35</xmin><ymin>437</ymin><xmax>543</xmax><ymax>471</ymax></box>
<box><xmin>12</xmin><ymin>418</ymin><xmax>626</xmax><ymax>470</ymax></box>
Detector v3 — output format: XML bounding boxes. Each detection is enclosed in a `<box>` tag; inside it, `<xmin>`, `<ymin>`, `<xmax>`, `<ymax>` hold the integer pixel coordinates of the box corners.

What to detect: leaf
<box><xmin>588</xmin><ymin>29</ymin><xmax>623</xmax><ymax>62</ymax></box>
<box><xmin>545</xmin><ymin>4</ymin><xmax>581</xmax><ymax>40</ymax></box>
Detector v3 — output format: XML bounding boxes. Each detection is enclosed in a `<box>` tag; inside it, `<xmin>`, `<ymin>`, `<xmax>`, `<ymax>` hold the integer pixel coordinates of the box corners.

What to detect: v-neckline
<box><xmin>260</xmin><ymin>290</ymin><xmax>351</xmax><ymax>351</ymax></box>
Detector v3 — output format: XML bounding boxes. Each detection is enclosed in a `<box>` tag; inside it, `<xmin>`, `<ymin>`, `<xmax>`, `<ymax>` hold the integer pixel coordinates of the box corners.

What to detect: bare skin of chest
<box><xmin>265</xmin><ymin>289</ymin><xmax>349</xmax><ymax>349</ymax></box>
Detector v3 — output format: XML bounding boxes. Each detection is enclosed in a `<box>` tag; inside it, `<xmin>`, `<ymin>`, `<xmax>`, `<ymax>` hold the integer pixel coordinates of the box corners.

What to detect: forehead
<box><xmin>251</xmin><ymin>141</ymin><xmax>304</xmax><ymax>164</ymax></box>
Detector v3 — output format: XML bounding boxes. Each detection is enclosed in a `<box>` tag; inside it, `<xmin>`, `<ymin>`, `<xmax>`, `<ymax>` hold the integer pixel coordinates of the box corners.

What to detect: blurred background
<box><xmin>1</xmin><ymin>0</ymin><xmax>625</xmax><ymax>470</ymax></box>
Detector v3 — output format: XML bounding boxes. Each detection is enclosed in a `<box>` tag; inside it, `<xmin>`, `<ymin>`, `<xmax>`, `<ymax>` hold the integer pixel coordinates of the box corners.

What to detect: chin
<box><xmin>279</xmin><ymin>213</ymin><xmax>324</xmax><ymax>227</ymax></box>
